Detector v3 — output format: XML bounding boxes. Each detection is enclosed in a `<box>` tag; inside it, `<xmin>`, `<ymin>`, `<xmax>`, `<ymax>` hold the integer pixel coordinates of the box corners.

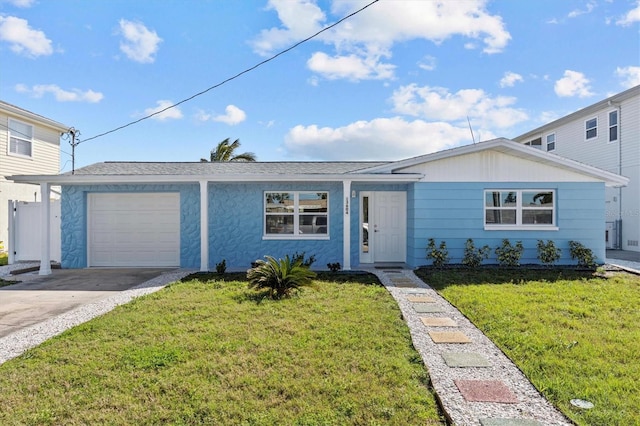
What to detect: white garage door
<box><xmin>88</xmin><ymin>193</ymin><xmax>180</xmax><ymax>267</ymax></box>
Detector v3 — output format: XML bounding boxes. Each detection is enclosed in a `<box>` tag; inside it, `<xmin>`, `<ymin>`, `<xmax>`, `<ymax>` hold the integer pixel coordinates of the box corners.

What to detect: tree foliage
<box><xmin>202</xmin><ymin>138</ymin><xmax>256</xmax><ymax>162</ymax></box>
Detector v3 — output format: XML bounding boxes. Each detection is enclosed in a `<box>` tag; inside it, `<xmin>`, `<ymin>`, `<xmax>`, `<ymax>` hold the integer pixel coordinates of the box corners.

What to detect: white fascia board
<box><xmin>6</xmin><ymin>172</ymin><xmax>424</xmax><ymax>185</ymax></box>
<box><xmin>1</xmin><ymin>102</ymin><xmax>69</xmax><ymax>133</ymax></box>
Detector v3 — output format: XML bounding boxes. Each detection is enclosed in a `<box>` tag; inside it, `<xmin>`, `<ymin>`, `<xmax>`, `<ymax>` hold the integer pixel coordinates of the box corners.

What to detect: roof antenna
<box><xmin>467</xmin><ymin>116</ymin><xmax>476</xmax><ymax>144</ymax></box>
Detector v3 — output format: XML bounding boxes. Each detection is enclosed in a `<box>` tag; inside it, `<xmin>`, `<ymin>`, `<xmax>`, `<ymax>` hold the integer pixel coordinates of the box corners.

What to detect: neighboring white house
<box><xmin>513</xmin><ymin>85</ymin><xmax>640</xmax><ymax>252</ymax></box>
<box><xmin>0</xmin><ymin>100</ymin><xmax>68</xmax><ymax>249</ymax></box>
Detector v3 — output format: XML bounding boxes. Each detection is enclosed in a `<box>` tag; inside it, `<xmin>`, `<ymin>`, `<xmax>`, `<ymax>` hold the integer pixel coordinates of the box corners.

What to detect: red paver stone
<box><xmin>454</xmin><ymin>380</ymin><xmax>518</xmax><ymax>403</ymax></box>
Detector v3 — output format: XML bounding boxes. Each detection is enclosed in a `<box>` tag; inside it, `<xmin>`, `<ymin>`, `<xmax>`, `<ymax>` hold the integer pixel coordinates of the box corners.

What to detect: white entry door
<box><xmin>88</xmin><ymin>193</ymin><xmax>180</xmax><ymax>267</ymax></box>
<box><xmin>360</xmin><ymin>191</ymin><xmax>406</xmax><ymax>263</ymax></box>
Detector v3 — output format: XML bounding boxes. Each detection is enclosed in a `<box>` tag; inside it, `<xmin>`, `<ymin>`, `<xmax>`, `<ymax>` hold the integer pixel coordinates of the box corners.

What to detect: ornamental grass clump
<box><xmin>247</xmin><ymin>255</ymin><xmax>317</xmax><ymax>299</ymax></box>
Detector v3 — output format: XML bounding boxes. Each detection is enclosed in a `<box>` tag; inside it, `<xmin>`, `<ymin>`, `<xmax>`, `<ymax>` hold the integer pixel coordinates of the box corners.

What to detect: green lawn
<box><xmin>415</xmin><ymin>267</ymin><xmax>640</xmax><ymax>426</ymax></box>
<box><xmin>0</xmin><ymin>272</ymin><xmax>444</xmax><ymax>425</ymax></box>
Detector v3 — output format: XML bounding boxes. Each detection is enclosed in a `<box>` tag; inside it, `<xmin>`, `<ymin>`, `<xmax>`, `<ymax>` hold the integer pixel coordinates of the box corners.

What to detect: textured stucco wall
<box><xmin>60</xmin><ymin>184</ymin><xmax>200</xmax><ymax>268</ymax></box>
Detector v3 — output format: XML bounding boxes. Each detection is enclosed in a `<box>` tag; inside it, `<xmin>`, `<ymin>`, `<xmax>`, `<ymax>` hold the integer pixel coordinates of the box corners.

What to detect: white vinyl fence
<box><xmin>7</xmin><ymin>200</ymin><xmax>61</xmax><ymax>263</ymax></box>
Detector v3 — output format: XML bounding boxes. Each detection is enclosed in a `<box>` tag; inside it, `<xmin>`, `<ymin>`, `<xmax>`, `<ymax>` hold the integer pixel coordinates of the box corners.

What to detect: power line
<box><xmin>80</xmin><ymin>0</ymin><xmax>380</xmax><ymax>144</ymax></box>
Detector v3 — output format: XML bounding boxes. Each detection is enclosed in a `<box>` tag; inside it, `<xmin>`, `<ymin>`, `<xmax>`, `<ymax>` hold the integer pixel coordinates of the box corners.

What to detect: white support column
<box><xmin>39</xmin><ymin>183</ymin><xmax>51</xmax><ymax>275</ymax></box>
<box><xmin>199</xmin><ymin>180</ymin><xmax>209</xmax><ymax>272</ymax></box>
<box><xmin>342</xmin><ymin>180</ymin><xmax>352</xmax><ymax>271</ymax></box>
<box><xmin>8</xmin><ymin>200</ymin><xmax>15</xmax><ymax>265</ymax></box>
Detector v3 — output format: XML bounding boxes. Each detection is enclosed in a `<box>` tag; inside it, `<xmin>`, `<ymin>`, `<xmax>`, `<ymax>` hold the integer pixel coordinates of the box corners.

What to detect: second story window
<box><xmin>585</xmin><ymin>117</ymin><xmax>597</xmax><ymax>140</ymax></box>
<box><xmin>8</xmin><ymin>119</ymin><xmax>33</xmax><ymax>158</ymax></box>
<box><xmin>525</xmin><ymin>137</ymin><xmax>542</xmax><ymax>149</ymax></box>
<box><xmin>546</xmin><ymin>133</ymin><xmax>556</xmax><ymax>151</ymax></box>
<box><xmin>608</xmin><ymin>110</ymin><xmax>618</xmax><ymax>142</ymax></box>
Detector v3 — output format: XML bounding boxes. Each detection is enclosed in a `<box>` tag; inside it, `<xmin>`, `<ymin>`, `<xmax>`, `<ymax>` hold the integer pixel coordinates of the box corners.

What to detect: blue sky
<box><xmin>1</xmin><ymin>0</ymin><xmax>638</xmax><ymax>173</ymax></box>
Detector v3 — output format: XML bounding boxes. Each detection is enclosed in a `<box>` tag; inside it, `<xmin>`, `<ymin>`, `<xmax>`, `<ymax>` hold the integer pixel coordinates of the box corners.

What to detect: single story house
<box><xmin>8</xmin><ymin>138</ymin><xmax>628</xmax><ymax>275</ymax></box>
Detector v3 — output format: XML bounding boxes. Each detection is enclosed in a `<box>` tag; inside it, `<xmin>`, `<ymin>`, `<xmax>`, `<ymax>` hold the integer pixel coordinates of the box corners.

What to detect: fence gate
<box><xmin>8</xmin><ymin>200</ymin><xmax>61</xmax><ymax>263</ymax></box>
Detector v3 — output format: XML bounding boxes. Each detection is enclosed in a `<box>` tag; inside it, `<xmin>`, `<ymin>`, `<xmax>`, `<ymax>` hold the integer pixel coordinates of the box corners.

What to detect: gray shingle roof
<box><xmin>70</xmin><ymin>161</ymin><xmax>390</xmax><ymax>176</ymax></box>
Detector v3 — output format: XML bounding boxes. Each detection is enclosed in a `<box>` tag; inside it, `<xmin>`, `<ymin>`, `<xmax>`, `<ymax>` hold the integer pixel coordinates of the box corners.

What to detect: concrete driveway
<box><xmin>0</xmin><ymin>268</ymin><xmax>170</xmax><ymax>338</ymax></box>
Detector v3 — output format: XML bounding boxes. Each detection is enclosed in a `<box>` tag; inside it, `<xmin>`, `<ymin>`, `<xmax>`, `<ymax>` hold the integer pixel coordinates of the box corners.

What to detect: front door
<box><xmin>360</xmin><ymin>191</ymin><xmax>406</xmax><ymax>263</ymax></box>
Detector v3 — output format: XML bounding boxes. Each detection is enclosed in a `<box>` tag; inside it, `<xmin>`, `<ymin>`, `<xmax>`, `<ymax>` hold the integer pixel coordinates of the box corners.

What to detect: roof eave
<box><xmin>6</xmin><ymin>172</ymin><xmax>424</xmax><ymax>185</ymax></box>
<box><xmin>1</xmin><ymin>102</ymin><xmax>69</xmax><ymax>133</ymax></box>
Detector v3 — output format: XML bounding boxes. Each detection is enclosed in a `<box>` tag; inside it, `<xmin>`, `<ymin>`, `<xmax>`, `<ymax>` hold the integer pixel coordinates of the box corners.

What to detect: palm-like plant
<box><xmin>202</xmin><ymin>138</ymin><xmax>256</xmax><ymax>162</ymax></box>
<box><xmin>247</xmin><ymin>255</ymin><xmax>316</xmax><ymax>299</ymax></box>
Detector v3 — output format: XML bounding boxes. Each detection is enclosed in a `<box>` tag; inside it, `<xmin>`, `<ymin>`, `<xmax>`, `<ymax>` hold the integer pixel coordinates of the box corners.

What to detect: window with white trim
<box><xmin>608</xmin><ymin>110</ymin><xmax>618</xmax><ymax>142</ymax></box>
<box><xmin>264</xmin><ymin>191</ymin><xmax>329</xmax><ymax>238</ymax></box>
<box><xmin>524</xmin><ymin>137</ymin><xmax>542</xmax><ymax>149</ymax></box>
<box><xmin>546</xmin><ymin>133</ymin><xmax>556</xmax><ymax>151</ymax></box>
<box><xmin>485</xmin><ymin>190</ymin><xmax>555</xmax><ymax>229</ymax></box>
<box><xmin>8</xmin><ymin>119</ymin><xmax>34</xmax><ymax>158</ymax></box>
<box><xmin>585</xmin><ymin>117</ymin><xmax>597</xmax><ymax>140</ymax></box>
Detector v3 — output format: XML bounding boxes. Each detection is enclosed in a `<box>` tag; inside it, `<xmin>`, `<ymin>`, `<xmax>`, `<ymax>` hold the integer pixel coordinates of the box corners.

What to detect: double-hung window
<box><xmin>608</xmin><ymin>110</ymin><xmax>618</xmax><ymax>142</ymax></box>
<box><xmin>585</xmin><ymin>117</ymin><xmax>597</xmax><ymax>140</ymax></box>
<box><xmin>264</xmin><ymin>191</ymin><xmax>329</xmax><ymax>238</ymax></box>
<box><xmin>485</xmin><ymin>189</ymin><xmax>556</xmax><ymax>230</ymax></box>
<box><xmin>546</xmin><ymin>133</ymin><xmax>556</xmax><ymax>151</ymax></box>
<box><xmin>8</xmin><ymin>119</ymin><xmax>34</xmax><ymax>158</ymax></box>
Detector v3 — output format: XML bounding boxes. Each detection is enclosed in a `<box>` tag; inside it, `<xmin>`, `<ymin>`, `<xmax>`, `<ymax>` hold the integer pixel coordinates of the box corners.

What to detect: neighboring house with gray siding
<box><xmin>9</xmin><ymin>138</ymin><xmax>627</xmax><ymax>274</ymax></box>
<box><xmin>513</xmin><ymin>85</ymin><xmax>640</xmax><ymax>252</ymax></box>
<box><xmin>0</xmin><ymin>101</ymin><xmax>68</xmax><ymax>248</ymax></box>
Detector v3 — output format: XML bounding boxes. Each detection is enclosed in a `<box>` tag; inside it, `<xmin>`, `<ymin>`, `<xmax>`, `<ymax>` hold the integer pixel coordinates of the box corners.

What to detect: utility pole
<box><xmin>64</xmin><ymin>127</ymin><xmax>80</xmax><ymax>174</ymax></box>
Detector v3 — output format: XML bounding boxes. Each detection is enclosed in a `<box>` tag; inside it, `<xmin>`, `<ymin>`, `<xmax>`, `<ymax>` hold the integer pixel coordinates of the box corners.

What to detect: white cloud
<box><xmin>283</xmin><ymin>117</ymin><xmax>484</xmax><ymax>161</ymax></box>
<box><xmin>1</xmin><ymin>0</ymin><xmax>36</xmax><ymax>7</ymax></box>
<box><xmin>252</xmin><ymin>0</ymin><xmax>510</xmax><ymax>82</ymax></box>
<box><xmin>391</xmin><ymin>85</ymin><xmax>528</xmax><ymax>129</ymax></box>
<box><xmin>15</xmin><ymin>84</ymin><xmax>103</xmax><ymax>103</ymax></box>
<box><xmin>307</xmin><ymin>52</ymin><xmax>394</xmax><ymax>80</ymax></box>
<box><xmin>118</xmin><ymin>19</ymin><xmax>162</xmax><ymax>63</ymax></box>
<box><xmin>144</xmin><ymin>100</ymin><xmax>183</xmax><ymax>121</ymax></box>
<box><xmin>0</xmin><ymin>16</ymin><xmax>52</xmax><ymax>57</ymax></box>
<box><xmin>499</xmin><ymin>71</ymin><xmax>524</xmax><ymax>88</ymax></box>
<box><xmin>568</xmin><ymin>1</ymin><xmax>596</xmax><ymax>18</ymax></box>
<box><xmin>554</xmin><ymin>70</ymin><xmax>594</xmax><ymax>97</ymax></box>
<box><xmin>617</xmin><ymin>0</ymin><xmax>640</xmax><ymax>26</ymax></box>
<box><xmin>196</xmin><ymin>105</ymin><xmax>246</xmax><ymax>125</ymax></box>
<box><xmin>616</xmin><ymin>66</ymin><xmax>640</xmax><ymax>88</ymax></box>
<box><xmin>418</xmin><ymin>55</ymin><xmax>437</xmax><ymax>71</ymax></box>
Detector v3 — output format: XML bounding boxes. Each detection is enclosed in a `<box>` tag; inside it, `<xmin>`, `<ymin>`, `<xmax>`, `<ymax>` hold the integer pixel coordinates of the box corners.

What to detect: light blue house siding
<box><xmin>61</xmin><ymin>184</ymin><xmax>201</xmax><ymax>269</ymax></box>
<box><xmin>406</xmin><ymin>181</ymin><xmax>606</xmax><ymax>267</ymax></box>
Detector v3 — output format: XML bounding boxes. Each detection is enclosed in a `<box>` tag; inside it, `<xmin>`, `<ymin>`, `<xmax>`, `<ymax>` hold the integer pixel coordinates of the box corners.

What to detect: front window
<box><xmin>8</xmin><ymin>119</ymin><xmax>33</xmax><ymax>157</ymax></box>
<box><xmin>264</xmin><ymin>191</ymin><xmax>328</xmax><ymax>238</ymax></box>
<box><xmin>546</xmin><ymin>133</ymin><xmax>556</xmax><ymax>151</ymax></box>
<box><xmin>525</xmin><ymin>137</ymin><xmax>542</xmax><ymax>149</ymax></box>
<box><xmin>585</xmin><ymin>118</ymin><xmax>597</xmax><ymax>140</ymax></box>
<box><xmin>609</xmin><ymin>110</ymin><xmax>618</xmax><ymax>142</ymax></box>
<box><xmin>485</xmin><ymin>190</ymin><xmax>555</xmax><ymax>229</ymax></box>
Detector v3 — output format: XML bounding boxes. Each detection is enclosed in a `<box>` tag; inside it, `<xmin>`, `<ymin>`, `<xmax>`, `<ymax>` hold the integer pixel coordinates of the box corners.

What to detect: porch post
<box><xmin>199</xmin><ymin>180</ymin><xmax>209</xmax><ymax>272</ymax></box>
<box><xmin>342</xmin><ymin>180</ymin><xmax>351</xmax><ymax>271</ymax></box>
<box><xmin>39</xmin><ymin>182</ymin><xmax>51</xmax><ymax>275</ymax></box>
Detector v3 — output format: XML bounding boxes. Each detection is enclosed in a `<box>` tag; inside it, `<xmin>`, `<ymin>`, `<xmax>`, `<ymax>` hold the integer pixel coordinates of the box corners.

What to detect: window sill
<box><xmin>7</xmin><ymin>152</ymin><xmax>33</xmax><ymax>160</ymax></box>
<box><xmin>484</xmin><ymin>225</ymin><xmax>558</xmax><ymax>231</ymax></box>
<box><xmin>263</xmin><ymin>235</ymin><xmax>330</xmax><ymax>241</ymax></box>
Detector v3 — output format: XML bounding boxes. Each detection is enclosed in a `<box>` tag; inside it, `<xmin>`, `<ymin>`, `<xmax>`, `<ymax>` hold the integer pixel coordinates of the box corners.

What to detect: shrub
<box><xmin>569</xmin><ymin>241</ymin><xmax>597</xmax><ymax>268</ymax></box>
<box><xmin>462</xmin><ymin>239</ymin><xmax>490</xmax><ymax>268</ymax></box>
<box><xmin>247</xmin><ymin>255</ymin><xmax>317</xmax><ymax>299</ymax></box>
<box><xmin>327</xmin><ymin>262</ymin><xmax>341</xmax><ymax>273</ymax></box>
<box><xmin>215</xmin><ymin>259</ymin><xmax>227</xmax><ymax>274</ymax></box>
<box><xmin>537</xmin><ymin>240</ymin><xmax>561</xmax><ymax>266</ymax></box>
<box><xmin>426</xmin><ymin>238</ymin><xmax>449</xmax><ymax>268</ymax></box>
<box><xmin>290</xmin><ymin>251</ymin><xmax>316</xmax><ymax>268</ymax></box>
<box><xmin>495</xmin><ymin>239</ymin><xmax>524</xmax><ymax>267</ymax></box>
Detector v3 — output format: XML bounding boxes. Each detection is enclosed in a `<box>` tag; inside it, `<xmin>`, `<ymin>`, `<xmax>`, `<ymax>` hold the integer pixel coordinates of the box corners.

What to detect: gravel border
<box><xmin>0</xmin><ymin>268</ymin><xmax>194</xmax><ymax>366</ymax></box>
<box><xmin>368</xmin><ymin>268</ymin><xmax>573</xmax><ymax>426</ymax></box>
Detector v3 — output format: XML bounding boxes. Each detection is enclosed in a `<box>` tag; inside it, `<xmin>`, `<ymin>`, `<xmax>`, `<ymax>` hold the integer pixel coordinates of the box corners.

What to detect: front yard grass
<box><xmin>415</xmin><ymin>267</ymin><xmax>640</xmax><ymax>426</ymax></box>
<box><xmin>0</xmin><ymin>272</ymin><xmax>444</xmax><ymax>425</ymax></box>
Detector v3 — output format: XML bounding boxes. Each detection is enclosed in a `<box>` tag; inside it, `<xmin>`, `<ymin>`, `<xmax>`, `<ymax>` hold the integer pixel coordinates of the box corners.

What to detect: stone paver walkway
<box><xmin>369</xmin><ymin>268</ymin><xmax>573</xmax><ymax>426</ymax></box>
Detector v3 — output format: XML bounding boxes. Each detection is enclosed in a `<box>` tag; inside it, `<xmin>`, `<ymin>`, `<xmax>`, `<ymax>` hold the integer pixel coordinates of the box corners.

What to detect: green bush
<box><xmin>495</xmin><ymin>239</ymin><xmax>524</xmax><ymax>267</ymax></box>
<box><xmin>569</xmin><ymin>241</ymin><xmax>597</xmax><ymax>268</ymax></box>
<box><xmin>215</xmin><ymin>259</ymin><xmax>227</xmax><ymax>274</ymax></box>
<box><xmin>290</xmin><ymin>251</ymin><xmax>316</xmax><ymax>268</ymax></box>
<box><xmin>462</xmin><ymin>239</ymin><xmax>490</xmax><ymax>268</ymax></box>
<box><xmin>247</xmin><ymin>255</ymin><xmax>317</xmax><ymax>299</ymax></box>
<box><xmin>327</xmin><ymin>262</ymin><xmax>341</xmax><ymax>273</ymax></box>
<box><xmin>537</xmin><ymin>240</ymin><xmax>561</xmax><ymax>266</ymax></box>
<box><xmin>426</xmin><ymin>238</ymin><xmax>449</xmax><ymax>268</ymax></box>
